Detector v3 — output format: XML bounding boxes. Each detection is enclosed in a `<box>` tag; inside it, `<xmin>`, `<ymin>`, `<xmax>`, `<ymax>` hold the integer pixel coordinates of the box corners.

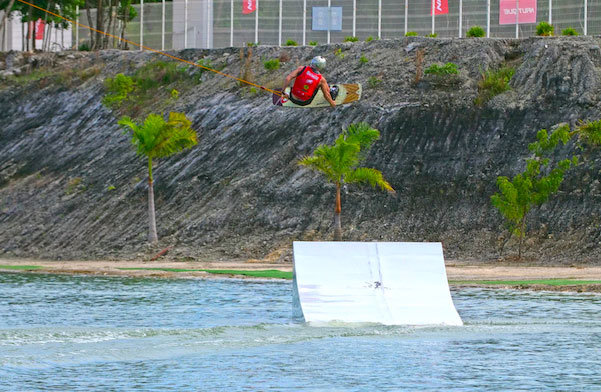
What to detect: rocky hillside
<box><xmin>2</xmin><ymin>37</ymin><xmax>601</xmax><ymax>264</ymax></box>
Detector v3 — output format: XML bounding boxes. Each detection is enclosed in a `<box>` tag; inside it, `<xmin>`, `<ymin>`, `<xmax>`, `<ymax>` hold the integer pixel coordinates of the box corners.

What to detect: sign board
<box><xmin>312</xmin><ymin>7</ymin><xmax>342</xmax><ymax>31</ymax></box>
<box><xmin>499</xmin><ymin>0</ymin><xmax>537</xmax><ymax>25</ymax></box>
<box><xmin>27</xmin><ymin>19</ymin><xmax>45</xmax><ymax>40</ymax></box>
<box><xmin>242</xmin><ymin>0</ymin><xmax>256</xmax><ymax>15</ymax></box>
<box><xmin>430</xmin><ymin>0</ymin><xmax>449</xmax><ymax>15</ymax></box>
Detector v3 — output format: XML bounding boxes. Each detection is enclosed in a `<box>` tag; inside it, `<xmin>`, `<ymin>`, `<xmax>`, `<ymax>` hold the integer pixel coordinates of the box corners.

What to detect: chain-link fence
<box><xmin>71</xmin><ymin>0</ymin><xmax>601</xmax><ymax>51</ymax></box>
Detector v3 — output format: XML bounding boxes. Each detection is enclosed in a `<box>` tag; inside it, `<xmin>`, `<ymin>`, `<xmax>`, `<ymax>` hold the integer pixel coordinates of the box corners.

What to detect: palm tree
<box><xmin>299</xmin><ymin>122</ymin><xmax>395</xmax><ymax>241</ymax></box>
<box><xmin>119</xmin><ymin>112</ymin><xmax>198</xmax><ymax>244</ymax></box>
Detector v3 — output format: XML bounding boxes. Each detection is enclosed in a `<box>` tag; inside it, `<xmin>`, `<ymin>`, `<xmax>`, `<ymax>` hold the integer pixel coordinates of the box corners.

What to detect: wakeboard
<box><xmin>272</xmin><ymin>83</ymin><xmax>362</xmax><ymax>108</ymax></box>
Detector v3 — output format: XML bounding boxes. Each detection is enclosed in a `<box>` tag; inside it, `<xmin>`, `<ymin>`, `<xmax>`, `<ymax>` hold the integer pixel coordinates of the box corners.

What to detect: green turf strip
<box><xmin>117</xmin><ymin>267</ymin><xmax>292</xmax><ymax>280</ymax></box>
<box><xmin>0</xmin><ymin>265</ymin><xmax>43</xmax><ymax>270</ymax></box>
<box><xmin>450</xmin><ymin>279</ymin><xmax>601</xmax><ymax>286</ymax></box>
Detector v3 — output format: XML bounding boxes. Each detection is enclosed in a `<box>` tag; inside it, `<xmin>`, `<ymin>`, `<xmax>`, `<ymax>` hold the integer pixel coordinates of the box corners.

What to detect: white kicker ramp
<box><xmin>292</xmin><ymin>241</ymin><xmax>462</xmax><ymax>326</ymax></box>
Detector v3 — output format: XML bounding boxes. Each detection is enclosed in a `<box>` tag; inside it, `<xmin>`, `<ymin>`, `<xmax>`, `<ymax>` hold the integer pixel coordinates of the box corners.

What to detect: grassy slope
<box><xmin>117</xmin><ymin>267</ymin><xmax>293</xmax><ymax>279</ymax></box>
<box><xmin>3</xmin><ymin>265</ymin><xmax>601</xmax><ymax>287</ymax></box>
<box><xmin>0</xmin><ymin>265</ymin><xmax>44</xmax><ymax>270</ymax></box>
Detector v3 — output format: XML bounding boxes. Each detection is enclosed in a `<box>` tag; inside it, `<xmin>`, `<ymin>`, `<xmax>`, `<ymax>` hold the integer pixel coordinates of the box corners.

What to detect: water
<box><xmin>1</xmin><ymin>273</ymin><xmax>601</xmax><ymax>391</ymax></box>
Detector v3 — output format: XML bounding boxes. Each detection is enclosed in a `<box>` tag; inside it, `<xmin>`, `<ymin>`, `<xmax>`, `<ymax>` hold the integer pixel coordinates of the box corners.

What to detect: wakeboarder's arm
<box><xmin>320</xmin><ymin>77</ymin><xmax>336</xmax><ymax>108</ymax></box>
<box><xmin>282</xmin><ymin>66</ymin><xmax>305</xmax><ymax>97</ymax></box>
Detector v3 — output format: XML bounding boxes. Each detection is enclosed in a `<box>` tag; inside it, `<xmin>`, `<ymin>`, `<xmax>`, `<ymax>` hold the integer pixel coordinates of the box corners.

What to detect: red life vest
<box><xmin>291</xmin><ymin>67</ymin><xmax>322</xmax><ymax>102</ymax></box>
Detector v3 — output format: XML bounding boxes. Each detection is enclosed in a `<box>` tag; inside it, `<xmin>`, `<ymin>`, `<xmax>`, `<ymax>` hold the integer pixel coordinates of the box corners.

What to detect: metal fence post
<box><xmin>549</xmin><ymin>0</ymin><xmax>552</xmax><ymax>24</ymax></box>
<box><xmin>352</xmin><ymin>0</ymin><xmax>356</xmax><ymax>38</ymax></box>
<box><xmin>184</xmin><ymin>0</ymin><xmax>188</xmax><ymax>48</ymax></box>
<box><xmin>75</xmin><ymin>5</ymin><xmax>79</xmax><ymax>49</ymax></box>
<box><xmin>303</xmin><ymin>0</ymin><xmax>306</xmax><ymax>45</ymax></box>
<box><xmin>378</xmin><ymin>0</ymin><xmax>381</xmax><ymax>39</ymax></box>
<box><xmin>230</xmin><ymin>0</ymin><xmax>233</xmax><ymax>46</ymax></box>
<box><xmin>161</xmin><ymin>0</ymin><xmax>165</xmax><ymax>50</ymax></box>
<box><xmin>431</xmin><ymin>0</ymin><xmax>434</xmax><ymax>35</ymax></box>
<box><xmin>207</xmin><ymin>0</ymin><xmax>211</xmax><ymax>48</ymax></box>
<box><xmin>459</xmin><ymin>0</ymin><xmax>462</xmax><ymax>37</ymax></box>
<box><xmin>327</xmin><ymin>0</ymin><xmax>330</xmax><ymax>44</ymax></box>
<box><xmin>584</xmin><ymin>0</ymin><xmax>588</xmax><ymax>35</ymax></box>
<box><xmin>255</xmin><ymin>0</ymin><xmax>258</xmax><ymax>44</ymax></box>
<box><xmin>140</xmin><ymin>0</ymin><xmax>144</xmax><ymax>50</ymax></box>
<box><xmin>404</xmin><ymin>0</ymin><xmax>408</xmax><ymax>35</ymax></box>
<box><xmin>515</xmin><ymin>0</ymin><xmax>520</xmax><ymax>39</ymax></box>
<box><xmin>486</xmin><ymin>0</ymin><xmax>490</xmax><ymax>37</ymax></box>
<box><xmin>279</xmin><ymin>0</ymin><xmax>282</xmax><ymax>46</ymax></box>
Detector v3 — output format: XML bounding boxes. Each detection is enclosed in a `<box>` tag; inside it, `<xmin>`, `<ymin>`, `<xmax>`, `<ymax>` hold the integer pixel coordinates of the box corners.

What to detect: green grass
<box><xmin>475</xmin><ymin>66</ymin><xmax>515</xmax><ymax>106</ymax></box>
<box><xmin>263</xmin><ymin>58</ymin><xmax>280</xmax><ymax>71</ymax></box>
<box><xmin>118</xmin><ymin>268</ymin><xmax>292</xmax><ymax>279</ymax></box>
<box><xmin>536</xmin><ymin>21</ymin><xmax>554</xmax><ymax>36</ymax></box>
<box><xmin>561</xmin><ymin>27</ymin><xmax>578</xmax><ymax>36</ymax></box>
<box><xmin>466</xmin><ymin>26</ymin><xmax>485</xmax><ymax>38</ymax></box>
<box><xmin>203</xmin><ymin>269</ymin><xmax>292</xmax><ymax>279</ymax></box>
<box><xmin>134</xmin><ymin>61</ymin><xmax>189</xmax><ymax>91</ymax></box>
<box><xmin>4</xmin><ymin>68</ymin><xmax>99</xmax><ymax>89</ymax></box>
<box><xmin>6</xmin><ymin>70</ymin><xmax>54</xmax><ymax>84</ymax></box>
<box><xmin>0</xmin><ymin>265</ymin><xmax>43</xmax><ymax>270</ymax></box>
<box><xmin>425</xmin><ymin>62</ymin><xmax>458</xmax><ymax>76</ymax></box>
<box><xmin>450</xmin><ymin>279</ymin><xmax>601</xmax><ymax>286</ymax></box>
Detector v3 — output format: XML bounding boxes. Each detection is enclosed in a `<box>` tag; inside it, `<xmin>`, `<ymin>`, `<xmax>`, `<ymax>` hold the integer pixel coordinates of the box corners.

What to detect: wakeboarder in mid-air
<box><xmin>279</xmin><ymin>56</ymin><xmax>337</xmax><ymax>108</ymax></box>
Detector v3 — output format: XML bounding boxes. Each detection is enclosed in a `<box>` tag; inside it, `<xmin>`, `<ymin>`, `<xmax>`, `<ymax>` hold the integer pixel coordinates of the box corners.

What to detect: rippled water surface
<box><xmin>1</xmin><ymin>273</ymin><xmax>601</xmax><ymax>391</ymax></box>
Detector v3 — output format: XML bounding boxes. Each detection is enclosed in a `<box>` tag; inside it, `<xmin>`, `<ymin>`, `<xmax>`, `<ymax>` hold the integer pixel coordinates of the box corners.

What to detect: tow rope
<box><xmin>13</xmin><ymin>0</ymin><xmax>284</xmax><ymax>97</ymax></box>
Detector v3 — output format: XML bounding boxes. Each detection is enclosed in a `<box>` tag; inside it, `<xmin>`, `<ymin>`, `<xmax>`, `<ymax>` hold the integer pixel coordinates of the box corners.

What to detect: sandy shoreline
<box><xmin>2</xmin><ymin>258</ymin><xmax>601</xmax><ymax>292</ymax></box>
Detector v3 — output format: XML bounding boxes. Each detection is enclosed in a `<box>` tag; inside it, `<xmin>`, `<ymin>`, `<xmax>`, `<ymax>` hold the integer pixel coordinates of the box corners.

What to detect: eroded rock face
<box><xmin>2</xmin><ymin>37</ymin><xmax>601</xmax><ymax>263</ymax></box>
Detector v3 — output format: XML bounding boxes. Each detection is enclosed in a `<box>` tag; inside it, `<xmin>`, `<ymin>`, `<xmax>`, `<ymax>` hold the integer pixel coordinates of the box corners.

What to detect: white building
<box><xmin>1</xmin><ymin>11</ymin><xmax>73</xmax><ymax>51</ymax></box>
<box><xmin>172</xmin><ymin>0</ymin><xmax>212</xmax><ymax>49</ymax></box>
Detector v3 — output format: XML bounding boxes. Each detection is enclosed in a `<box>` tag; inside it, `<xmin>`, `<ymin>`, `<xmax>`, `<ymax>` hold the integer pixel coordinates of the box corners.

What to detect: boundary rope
<box><xmin>13</xmin><ymin>0</ymin><xmax>283</xmax><ymax>97</ymax></box>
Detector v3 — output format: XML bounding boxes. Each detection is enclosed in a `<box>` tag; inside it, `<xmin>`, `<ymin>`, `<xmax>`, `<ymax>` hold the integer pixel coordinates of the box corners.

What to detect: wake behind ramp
<box><xmin>292</xmin><ymin>241</ymin><xmax>463</xmax><ymax>326</ymax></box>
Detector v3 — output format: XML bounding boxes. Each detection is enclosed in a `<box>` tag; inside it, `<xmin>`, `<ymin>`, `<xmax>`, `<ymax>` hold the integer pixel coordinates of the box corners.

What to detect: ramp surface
<box><xmin>292</xmin><ymin>241</ymin><xmax>462</xmax><ymax>326</ymax></box>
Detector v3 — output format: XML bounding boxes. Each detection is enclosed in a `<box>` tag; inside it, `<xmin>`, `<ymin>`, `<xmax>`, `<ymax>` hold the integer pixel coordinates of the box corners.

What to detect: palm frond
<box><xmin>299</xmin><ymin>152</ymin><xmax>338</xmax><ymax>183</ymax></box>
<box><xmin>153</xmin><ymin>114</ymin><xmax>198</xmax><ymax>158</ymax></box>
<box><xmin>167</xmin><ymin>111</ymin><xmax>193</xmax><ymax>129</ymax></box>
<box><xmin>344</xmin><ymin>122</ymin><xmax>380</xmax><ymax>150</ymax></box>
<box><xmin>119</xmin><ymin>112</ymin><xmax>198</xmax><ymax>159</ymax></box>
<box><xmin>345</xmin><ymin>167</ymin><xmax>395</xmax><ymax>193</ymax></box>
<box><xmin>118</xmin><ymin>116</ymin><xmax>138</xmax><ymax>134</ymax></box>
<box><xmin>138</xmin><ymin>113</ymin><xmax>165</xmax><ymax>156</ymax></box>
<box><xmin>329</xmin><ymin>140</ymin><xmax>361</xmax><ymax>174</ymax></box>
<box><xmin>300</xmin><ymin>123</ymin><xmax>392</xmax><ymax>193</ymax></box>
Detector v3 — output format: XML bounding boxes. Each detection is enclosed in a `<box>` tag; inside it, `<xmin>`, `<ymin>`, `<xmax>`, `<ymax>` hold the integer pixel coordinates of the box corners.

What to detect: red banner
<box><xmin>430</xmin><ymin>0</ymin><xmax>449</xmax><ymax>15</ymax></box>
<box><xmin>27</xmin><ymin>19</ymin><xmax>45</xmax><ymax>40</ymax></box>
<box><xmin>499</xmin><ymin>0</ymin><xmax>537</xmax><ymax>25</ymax></box>
<box><xmin>242</xmin><ymin>0</ymin><xmax>256</xmax><ymax>14</ymax></box>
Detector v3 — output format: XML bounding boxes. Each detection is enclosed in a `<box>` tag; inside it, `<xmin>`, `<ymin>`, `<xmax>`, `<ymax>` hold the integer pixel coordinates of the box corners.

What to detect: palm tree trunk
<box><xmin>334</xmin><ymin>182</ymin><xmax>342</xmax><ymax>241</ymax></box>
<box><xmin>518</xmin><ymin>215</ymin><xmax>526</xmax><ymax>259</ymax></box>
<box><xmin>103</xmin><ymin>0</ymin><xmax>114</xmax><ymax>48</ymax></box>
<box><xmin>119</xmin><ymin>5</ymin><xmax>130</xmax><ymax>50</ymax></box>
<box><xmin>85</xmin><ymin>0</ymin><xmax>94</xmax><ymax>48</ymax></box>
<box><xmin>0</xmin><ymin>0</ymin><xmax>16</xmax><ymax>51</ymax></box>
<box><xmin>112</xmin><ymin>8</ymin><xmax>118</xmax><ymax>48</ymax></box>
<box><xmin>41</xmin><ymin>1</ymin><xmax>53</xmax><ymax>51</ymax></box>
<box><xmin>31</xmin><ymin>19</ymin><xmax>35</xmax><ymax>51</ymax></box>
<box><xmin>147</xmin><ymin>157</ymin><xmax>158</xmax><ymax>244</ymax></box>
<box><xmin>95</xmin><ymin>0</ymin><xmax>104</xmax><ymax>49</ymax></box>
<box><xmin>26</xmin><ymin>6</ymin><xmax>32</xmax><ymax>52</ymax></box>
